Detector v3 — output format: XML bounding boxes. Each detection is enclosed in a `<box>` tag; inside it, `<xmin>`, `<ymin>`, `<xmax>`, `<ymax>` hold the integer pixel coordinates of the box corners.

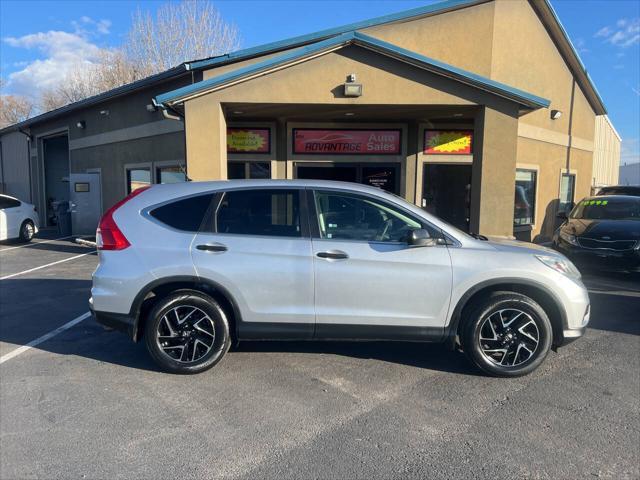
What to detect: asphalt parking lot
<box><xmin>0</xmin><ymin>233</ymin><xmax>638</xmax><ymax>479</ymax></box>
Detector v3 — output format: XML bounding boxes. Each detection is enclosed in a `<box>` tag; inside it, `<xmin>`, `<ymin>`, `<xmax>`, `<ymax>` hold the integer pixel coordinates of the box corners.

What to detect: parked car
<box><xmin>553</xmin><ymin>195</ymin><xmax>640</xmax><ymax>272</ymax></box>
<box><xmin>596</xmin><ymin>185</ymin><xmax>640</xmax><ymax>197</ymax></box>
<box><xmin>0</xmin><ymin>194</ymin><xmax>39</xmax><ymax>242</ymax></box>
<box><xmin>91</xmin><ymin>180</ymin><xmax>589</xmax><ymax>377</ymax></box>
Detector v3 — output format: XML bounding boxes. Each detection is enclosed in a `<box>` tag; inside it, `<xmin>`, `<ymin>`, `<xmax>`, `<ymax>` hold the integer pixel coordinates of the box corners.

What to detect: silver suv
<box><xmin>91</xmin><ymin>180</ymin><xmax>589</xmax><ymax>376</ymax></box>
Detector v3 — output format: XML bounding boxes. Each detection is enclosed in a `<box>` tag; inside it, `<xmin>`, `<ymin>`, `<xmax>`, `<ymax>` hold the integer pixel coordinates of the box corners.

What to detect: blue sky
<box><xmin>0</xmin><ymin>0</ymin><xmax>638</xmax><ymax>163</ymax></box>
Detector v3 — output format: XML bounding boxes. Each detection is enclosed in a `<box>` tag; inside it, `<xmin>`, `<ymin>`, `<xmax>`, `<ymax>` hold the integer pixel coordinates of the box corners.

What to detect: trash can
<box><xmin>55</xmin><ymin>201</ymin><xmax>72</xmax><ymax>236</ymax></box>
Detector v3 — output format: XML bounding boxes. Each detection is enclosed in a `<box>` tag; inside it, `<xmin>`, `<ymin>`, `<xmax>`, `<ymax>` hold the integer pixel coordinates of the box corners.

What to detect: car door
<box><xmin>310</xmin><ymin>188</ymin><xmax>453</xmax><ymax>339</ymax></box>
<box><xmin>0</xmin><ymin>196</ymin><xmax>23</xmax><ymax>239</ymax></box>
<box><xmin>191</xmin><ymin>187</ymin><xmax>315</xmax><ymax>339</ymax></box>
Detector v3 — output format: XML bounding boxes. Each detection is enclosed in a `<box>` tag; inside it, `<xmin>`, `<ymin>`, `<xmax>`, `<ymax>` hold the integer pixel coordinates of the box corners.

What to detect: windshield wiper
<box><xmin>469</xmin><ymin>232</ymin><xmax>488</xmax><ymax>241</ymax></box>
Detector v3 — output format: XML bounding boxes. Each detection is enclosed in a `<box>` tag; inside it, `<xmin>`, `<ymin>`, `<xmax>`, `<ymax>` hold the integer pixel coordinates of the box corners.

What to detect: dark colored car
<box><xmin>596</xmin><ymin>185</ymin><xmax>640</xmax><ymax>197</ymax></box>
<box><xmin>553</xmin><ymin>195</ymin><xmax>640</xmax><ymax>272</ymax></box>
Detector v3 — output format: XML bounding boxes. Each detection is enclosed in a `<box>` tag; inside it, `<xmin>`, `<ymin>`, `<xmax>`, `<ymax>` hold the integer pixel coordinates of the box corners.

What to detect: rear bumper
<box><xmin>91</xmin><ymin>301</ymin><xmax>136</xmax><ymax>339</ymax></box>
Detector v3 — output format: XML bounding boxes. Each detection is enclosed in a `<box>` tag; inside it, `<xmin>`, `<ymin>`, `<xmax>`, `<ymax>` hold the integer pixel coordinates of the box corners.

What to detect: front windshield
<box><xmin>570</xmin><ymin>197</ymin><xmax>640</xmax><ymax>220</ymax></box>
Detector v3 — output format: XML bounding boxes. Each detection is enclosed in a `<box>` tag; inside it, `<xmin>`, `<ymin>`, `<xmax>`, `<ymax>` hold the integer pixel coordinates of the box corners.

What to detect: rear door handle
<box><xmin>317</xmin><ymin>250</ymin><xmax>349</xmax><ymax>260</ymax></box>
<box><xmin>196</xmin><ymin>243</ymin><xmax>227</xmax><ymax>252</ymax></box>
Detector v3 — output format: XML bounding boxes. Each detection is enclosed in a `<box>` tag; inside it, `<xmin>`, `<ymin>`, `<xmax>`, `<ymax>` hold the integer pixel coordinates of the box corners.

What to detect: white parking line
<box><xmin>0</xmin><ymin>235</ymin><xmax>73</xmax><ymax>252</ymax></box>
<box><xmin>0</xmin><ymin>311</ymin><xmax>91</xmax><ymax>365</ymax></box>
<box><xmin>0</xmin><ymin>251</ymin><xmax>95</xmax><ymax>280</ymax></box>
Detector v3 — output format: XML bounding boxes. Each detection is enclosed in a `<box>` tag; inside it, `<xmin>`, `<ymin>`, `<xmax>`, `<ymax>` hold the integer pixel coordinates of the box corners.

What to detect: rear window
<box><xmin>150</xmin><ymin>194</ymin><xmax>214</xmax><ymax>232</ymax></box>
<box><xmin>216</xmin><ymin>189</ymin><xmax>301</xmax><ymax>237</ymax></box>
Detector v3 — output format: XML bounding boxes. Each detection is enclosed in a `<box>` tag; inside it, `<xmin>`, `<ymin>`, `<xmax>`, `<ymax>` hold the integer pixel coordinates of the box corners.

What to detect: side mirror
<box><xmin>556</xmin><ymin>211</ymin><xmax>568</xmax><ymax>220</ymax></box>
<box><xmin>408</xmin><ymin>228</ymin><xmax>437</xmax><ymax>247</ymax></box>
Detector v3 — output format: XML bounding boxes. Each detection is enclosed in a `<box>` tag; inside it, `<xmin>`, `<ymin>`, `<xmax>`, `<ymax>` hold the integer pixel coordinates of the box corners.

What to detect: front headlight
<box><xmin>559</xmin><ymin>230</ymin><xmax>579</xmax><ymax>246</ymax></box>
<box><xmin>535</xmin><ymin>254</ymin><xmax>581</xmax><ymax>279</ymax></box>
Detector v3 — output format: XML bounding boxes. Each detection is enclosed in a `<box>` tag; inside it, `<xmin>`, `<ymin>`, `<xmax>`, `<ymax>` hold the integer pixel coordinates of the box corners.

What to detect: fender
<box><xmin>128</xmin><ymin>275</ymin><xmax>244</xmax><ymax>341</ymax></box>
<box><xmin>443</xmin><ymin>277</ymin><xmax>569</xmax><ymax>349</ymax></box>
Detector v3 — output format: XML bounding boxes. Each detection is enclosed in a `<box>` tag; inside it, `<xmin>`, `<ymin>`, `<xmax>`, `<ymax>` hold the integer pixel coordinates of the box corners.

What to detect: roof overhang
<box><xmin>155</xmin><ymin>32</ymin><xmax>549</xmax><ymax>114</ymax></box>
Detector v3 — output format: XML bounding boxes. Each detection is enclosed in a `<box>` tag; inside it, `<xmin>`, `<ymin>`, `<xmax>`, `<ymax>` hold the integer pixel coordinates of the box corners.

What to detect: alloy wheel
<box><xmin>22</xmin><ymin>223</ymin><xmax>34</xmax><ymax>240</ymax></box>
<box><xmin>478</xmin><ymin>308</ymin><xmax>540</xmax><ymax>367</ymax></box>
<box><xmin>156</xmin><ymin>305</ymin><xmax>216</xmax><ymax>363</ymax></box>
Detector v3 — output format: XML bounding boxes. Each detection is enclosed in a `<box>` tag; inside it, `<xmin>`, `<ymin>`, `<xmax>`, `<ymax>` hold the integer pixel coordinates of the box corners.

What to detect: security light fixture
<box><xmin>344</xmin><ymin>83</ymin><xmax>363</xmax><ymax>97</ymax></box>
<box><xmin>146</xmin><ymin>104</ymin><xmax>157</xmax><ymax>112</ymax></box>
<box><xmin>76</xmin><ymin>121</ymin><xmax>86</xmax><ymax>129</ymax></box>
<box><xmin>551</xmin><ymin>109</ymin><xmax>562</xmax><ymax>120</ymax></box>
<box><xmin>344</xmin><ymin>112</ymin><xmax>355</xmax><ymax>116</ymax></box>
<box><xmin>100</xmin><ymin>110</ymin><xmax>109</xmax><ymax>116</ymax></box>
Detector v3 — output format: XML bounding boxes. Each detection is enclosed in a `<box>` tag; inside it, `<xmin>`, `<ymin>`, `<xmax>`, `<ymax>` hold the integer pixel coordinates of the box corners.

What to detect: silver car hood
<box><xmin>485</xmin><ymin>237</ymin><xmax>557</xmax><ymax>256</ymax></box>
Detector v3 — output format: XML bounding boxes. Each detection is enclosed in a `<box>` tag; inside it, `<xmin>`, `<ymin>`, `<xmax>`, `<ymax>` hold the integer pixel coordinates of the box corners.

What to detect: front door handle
<box><xmin>317</xmin><ymin>250</ymin><xmax>349</xmax><ymax>260</ymax></box>
<box><xmin>196</xmin><ymin>243</ymin><xmax>227</xmax><ymax>253</ymax></box>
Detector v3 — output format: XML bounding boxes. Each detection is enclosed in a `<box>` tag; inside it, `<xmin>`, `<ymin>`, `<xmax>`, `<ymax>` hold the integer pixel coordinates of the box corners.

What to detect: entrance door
<box><xmin>69</xmin><ymin>173</ymin><xmax>102</xmax><ymax>235</ymax></box>
<box><xmin>296</xmin><ymin>163</ymin><xmax>399</xmax><ymax>194</ymax></box>
<box><xmin>422</xmin><ymin>164</ymin><xmax>472</xmax><ymax>231</ymax></box>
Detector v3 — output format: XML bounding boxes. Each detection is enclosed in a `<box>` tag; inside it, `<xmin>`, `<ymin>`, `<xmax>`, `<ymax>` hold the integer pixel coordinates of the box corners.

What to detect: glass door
<box><xmin>422</xmin><ymin>163</ymin><xmax>472</xmax><ymax>231</ymax></box>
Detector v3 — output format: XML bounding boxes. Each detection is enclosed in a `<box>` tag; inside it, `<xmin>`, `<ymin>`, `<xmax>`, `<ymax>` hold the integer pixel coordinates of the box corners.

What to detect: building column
<box><xmin>469</xmin><ymin>104</ymin><xmax>519</xmax><ymax>237</ymax></box>
<box><xmin>185</xmin><ymin>98</ymin><xmax>227</xmax><ymax>180</ymax></box>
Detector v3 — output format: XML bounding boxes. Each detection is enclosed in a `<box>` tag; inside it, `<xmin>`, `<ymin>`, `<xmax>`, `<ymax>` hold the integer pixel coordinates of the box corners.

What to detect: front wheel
<box><xmin>144</xmin><ymin>290</ymin><xmax>231</xmax><ymax>374</ymax></box>
<box><xmin>461</xmin><ymin>292</ymin><xmax>552</xmax><ymax>377</ymax></box>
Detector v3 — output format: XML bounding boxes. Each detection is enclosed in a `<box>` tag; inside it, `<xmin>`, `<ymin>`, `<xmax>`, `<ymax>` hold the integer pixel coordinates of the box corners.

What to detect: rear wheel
<box><xmin>19</xmin><ymin>220</ymin><xmax>35</xmax><ymax>242</ymax></box>
<box><xmin>461</xmin><ymin>292</ymin><xmax>552</xmax><ymax>377</ymax></box>
<box><xmin>144</xmin><ymin>290</ymin><xmax>230</xmax><ymax>374</ymax></box>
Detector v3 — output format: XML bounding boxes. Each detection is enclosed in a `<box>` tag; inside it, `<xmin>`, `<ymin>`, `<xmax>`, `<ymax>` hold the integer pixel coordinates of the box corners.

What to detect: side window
<box><xmin>0</xmin><ymin>197</ymin><xmax>20</xmax><ymax>209</ymax></box>
<box><xmin>216</xmin><ymin>189</ymin><xmax>301</xmax><ymax>237</ymax></box>
<box><xmin>313</xmin><ymin>191</ymin><xmax>427</xmax><ymax>242</ymax></box>
<box><xmin>150</xmin><ymin>194</ymin><xmax>215</xmax><ymax>232</ymax></box>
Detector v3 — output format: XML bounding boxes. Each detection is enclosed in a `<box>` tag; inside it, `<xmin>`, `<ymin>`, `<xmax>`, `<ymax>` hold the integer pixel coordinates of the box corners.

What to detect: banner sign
<box><xmin>424</xmin><ymin>130</ymin><xmax>473</xmax><ymax>155</ymax></box>
<box><xmin>293</xmin><ymin>129</ymin><xmax>401</xmax><ymax>155</ymax></box>
<box><xmin>227</xmin><ymin>128</ymin><xmax>270</xmax><ymax>153</ymax></box>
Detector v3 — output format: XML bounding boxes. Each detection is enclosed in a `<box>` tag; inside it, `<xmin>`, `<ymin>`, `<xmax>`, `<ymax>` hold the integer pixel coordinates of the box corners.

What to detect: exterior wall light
<box><xmin>76</xmin><ymin>121</ymin><xmax>86</xmax><ymax>129</ymax></box>
<box><xmin>100</xmin><ymin>110</ymin><xmax>109</xmax><ymax>116</ymax></box>
<box><xmin>551</xmin><ymin>109</ymin><xmax>562</xmax><ymax>120</ymax></box>
<box><xmin>344</xmin><ymin>83</ymin><xmax>363</xmax><ymax>97</ymax></box>
<box><xmin>344</xmin><ymin>73</ymin><xmax>362</xmax><ymax>97</ymax></box>
<box><xmin>146</xmin><ymin>104</ymin><xmax>157</xmax><ymax>112</ymax></box>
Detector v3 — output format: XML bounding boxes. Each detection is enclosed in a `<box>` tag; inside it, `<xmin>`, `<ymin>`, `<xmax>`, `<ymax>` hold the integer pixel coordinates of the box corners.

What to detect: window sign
<box><xmin>424</xmin><ymin>130</ymin><xmax>473</xmax><ymax>154</ymax></box>
<box><xmin>293</xmin><ymin>129</ymin><xmax>401</xmax><ymax>155</ymax></box>
<box><xmin>227</xmin><ymin>128</ymin><xmax>270</xmax><ymax>153</ymax></box>
<box><xmin>559</xmin><ymin>173</ymin><xmax>576</xmax><ymax>213</ymax></box>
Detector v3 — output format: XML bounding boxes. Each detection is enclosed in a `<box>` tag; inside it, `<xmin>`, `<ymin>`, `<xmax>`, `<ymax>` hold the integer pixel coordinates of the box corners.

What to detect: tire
<box><xmin>144</xmin><ymin>290</ymin><xmax>231</xmax><ymax>374</ymax></box>
<box><xmin>461</xmin><ymin>291</ymin><xmax>552</xmax><ymax>377</ymax></box>
<box><xmin>18</xmin><ymin>220</ymin><xmax>35</xmax><ymax>242</ymax></box>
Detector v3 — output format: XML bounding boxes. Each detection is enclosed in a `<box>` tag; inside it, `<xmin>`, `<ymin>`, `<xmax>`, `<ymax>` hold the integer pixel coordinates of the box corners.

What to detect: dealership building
<box><xmin>0</xmin><ymin>0</ymin><xmax>621</xmax><ymax>240</ymax></box>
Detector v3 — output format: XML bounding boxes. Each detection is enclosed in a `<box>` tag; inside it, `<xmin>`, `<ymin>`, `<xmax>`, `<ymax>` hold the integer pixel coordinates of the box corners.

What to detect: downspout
<box><xmin>18</xmin><ymin>128</ymin><xmax>34</xmax><ymax>203</ymax></box>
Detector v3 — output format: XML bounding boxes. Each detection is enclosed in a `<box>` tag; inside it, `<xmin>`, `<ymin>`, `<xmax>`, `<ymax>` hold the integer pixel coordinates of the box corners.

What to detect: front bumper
<box><xmin>554</xmin><ymin>239</ymin><xmax>640</xmax><ymax>272</ymax></box>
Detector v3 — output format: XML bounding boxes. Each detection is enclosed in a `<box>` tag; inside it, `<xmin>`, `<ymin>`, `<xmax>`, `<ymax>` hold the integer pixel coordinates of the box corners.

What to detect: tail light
<box><xmin>97</xmin><ymin>186</ymin><xmax>151</xmax><ymax>251</ymax></box>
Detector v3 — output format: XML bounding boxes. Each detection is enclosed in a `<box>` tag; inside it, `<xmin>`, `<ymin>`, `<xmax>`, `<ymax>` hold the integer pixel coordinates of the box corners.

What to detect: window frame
<box><xmin>308</xmin><ymin>188</ymin><xmax>444</xmax><ymax>245</ymax></box>
<box><xmin>124</xmin><ymin>163</ymin><xmax>152</xmax><ymax>194</ymax></box>
<box><xmin>227</xmin><ymin>160</ymin><xmax>272</xmax><ymax>180</ymax></box>
<box><xmin>211</xmin><ymin>186</ymin><xmax>309</xmax><ymax>239</ymax></box>
<box><xmin>559</xmin><ymin>172</ymin><xmax>576</xmax><ymax>213</ymax></box>
<box><xmin>514</xmin><ymin>168</ymin><xmax>538</xmax><ymax>227</ymax></box>
<box><xmin>156</xmin><ymin>163</ymin><xmax>188</xmax><ymax>185</ymax></box>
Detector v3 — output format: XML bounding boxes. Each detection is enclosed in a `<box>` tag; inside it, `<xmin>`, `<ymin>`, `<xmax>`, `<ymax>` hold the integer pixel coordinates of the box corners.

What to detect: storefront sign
<box><xmin>293</xmin><ymin>129</ymin><xmax>401</xmax><ymax>155</ymax></box>
<box><xmin>424</xmin><ymin>130</ymin><xmax>473</xmax><ymax>155</ymax></box>
<box><xmin>227</xmin><ymin>128</ymin><xmax>270</xmax><ymax>153</ymax></box>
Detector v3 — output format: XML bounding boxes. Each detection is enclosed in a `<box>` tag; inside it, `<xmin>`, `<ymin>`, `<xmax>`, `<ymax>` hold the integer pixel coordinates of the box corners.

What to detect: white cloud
<box><xmin>2</xmin><ymin>30</ymin><xmax>106</xmax><ymax>99</ymax></box>
<box><xmin>595</xmin><ymin>18</ymin><xmax>640</xmax><ymax>48</ymax></box>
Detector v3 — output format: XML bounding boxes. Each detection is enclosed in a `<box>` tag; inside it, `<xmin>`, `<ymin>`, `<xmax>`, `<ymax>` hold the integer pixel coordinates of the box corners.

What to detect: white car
<box><xmin>0</xmin><ymin>194</ymin><xmax>39</xmax><ymax>242</ymax></box>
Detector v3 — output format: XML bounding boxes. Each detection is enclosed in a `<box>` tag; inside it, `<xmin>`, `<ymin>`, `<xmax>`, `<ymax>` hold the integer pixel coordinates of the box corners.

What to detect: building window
<box><xmin>157</xmin><ymin>165</ymin><xmax>187</xmax><ymax>184</ymax></box>
<box><xmin>126</xmin><ymin>168</ymin><xmax>151</xmax><ymax>194</ymax></box>
<box><xmin>227</xmin><ymin>161</ymin><xmax>271</xmax><ymax>179</ymax></box>
<box><xmin>559</xmin><ymin>173</ymin><xmax>576</xmax><ymax>213</ymax></box>
<box><xmin>514</xmin><ymin>169</ymin><xmax>537</xmax><ymax>226</ymax></box>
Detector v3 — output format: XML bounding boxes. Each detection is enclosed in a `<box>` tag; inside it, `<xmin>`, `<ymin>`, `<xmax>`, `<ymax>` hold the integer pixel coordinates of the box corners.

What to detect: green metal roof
<box><xmin>155</xmin><ymin>31</ymin><xmax>550</xmax><ymax>110</ymax></box>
